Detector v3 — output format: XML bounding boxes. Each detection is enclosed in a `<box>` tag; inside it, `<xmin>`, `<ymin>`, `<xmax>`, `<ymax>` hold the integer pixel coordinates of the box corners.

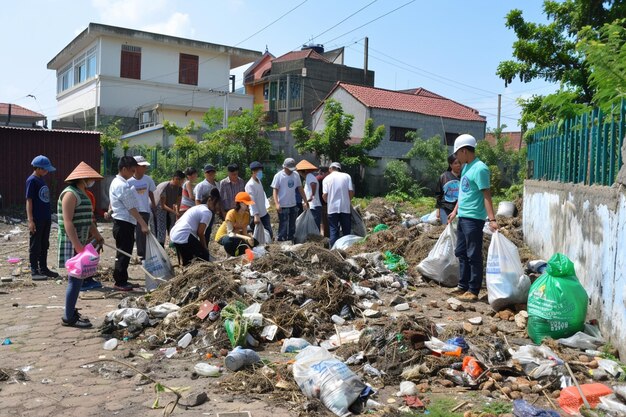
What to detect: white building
<box><xmin>47</xmin><ymin>23</ymin><xmax>261</xmax><ymax>147</ymax></box>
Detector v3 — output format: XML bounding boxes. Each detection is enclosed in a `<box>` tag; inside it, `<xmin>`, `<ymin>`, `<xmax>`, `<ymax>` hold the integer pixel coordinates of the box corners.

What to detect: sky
<box><xmin>1</xmin><ymin>0</ymin><xmax>557</xmax><ymax>131</ymax></box>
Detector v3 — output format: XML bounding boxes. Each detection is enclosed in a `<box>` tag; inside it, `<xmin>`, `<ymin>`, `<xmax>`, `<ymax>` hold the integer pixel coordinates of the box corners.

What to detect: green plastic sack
<box><xmin>221</xmin><ymin>301</ymin><xmax>248</xmax><ymax>348</ymax></box>
<box><xmin>383</xmin><ymin>251</ymin><xmax>408</xmax><ymax>274</ymax></box>
<box><xmin>373</xmin><ymin>224</ymin><xmax>389</xmax><ymax>233</ymax></box>
<box><xmin>527</xmin><ymin>253</ymin><xmax>588</xmax><ymax>344</ymax></box>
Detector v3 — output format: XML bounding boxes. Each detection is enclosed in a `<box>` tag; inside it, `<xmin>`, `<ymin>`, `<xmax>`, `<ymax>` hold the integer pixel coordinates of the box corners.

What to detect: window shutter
<box><xmin>121</xmin><ymin>45</ymin><xmax>141</xmax><ymax>80</ymax></box>
<box><xmin>179</xmin><ymin>54</ymin><xmax>199</xmax><ymax>85</ymax></box>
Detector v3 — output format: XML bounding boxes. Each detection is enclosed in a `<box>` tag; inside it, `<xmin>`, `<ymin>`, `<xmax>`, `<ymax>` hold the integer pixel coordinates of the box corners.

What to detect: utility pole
<box><xmin>363</xmin><ymin>37</ymin><xmax>369</xmax><ymax>84</ymax></box>
<box><xmin>285</xmin><ymin>74</ymin><xmax>291</xmax><ymax>142</ymax></box>
<box><xmin>497</xmin><ymin>94</ymin><xmax>502</xmax><ymax>131</ymax></box>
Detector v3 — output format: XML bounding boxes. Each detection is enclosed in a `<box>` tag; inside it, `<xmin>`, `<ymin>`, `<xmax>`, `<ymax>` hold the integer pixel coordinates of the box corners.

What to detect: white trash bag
<box><xmin>144</xmin><ymin>231</ymin><xmax>175</xmax><ymax>291</ymax></box>
<box><xmin>253</xmin><ymin>224</ymin><xmax>271</xmax><ymax>245</ymax></box>
<box><xmin>416</xmin><ymin>223</ymin><xmax>459</xmax><ymax>287</ymax></box>
<box><xmin>331</xmin><ymin>234</ymin><xmax>363</xmax><ymax>251</ymax></box>
<box><xmin>420</xmin><ymin>210</ymin><xmax>439</xmax><ymax>225</ymax></box>
<box><xmin>351</xmin><ymin>206</ymin><xmax>366</xmax><ymax>237</ymax></box>
<box><xmin>486</xmin><ymin>231</ymin><xmax>530</xmax><ymax>311</ymax></box>
<box><xmin>293</xmin><ymin>346</ymin><xmax>368</xmax><ymax>417</ymax></box>
<box><xmin>294</xmin><ymin>210</ymin><xmax>320</xmax><ymax>244</ymax></box>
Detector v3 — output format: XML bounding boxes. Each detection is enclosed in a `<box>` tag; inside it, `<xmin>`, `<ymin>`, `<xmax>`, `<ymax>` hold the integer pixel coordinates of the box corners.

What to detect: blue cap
<box><xmin>249</xmin><ymin>161</ymin><xmax>263</xmax><ymax>170</ymax></box>
<box><xmin>31</xmin><ymin>155</ymin><xmax>56</xmax><ymax>172</ymax></box>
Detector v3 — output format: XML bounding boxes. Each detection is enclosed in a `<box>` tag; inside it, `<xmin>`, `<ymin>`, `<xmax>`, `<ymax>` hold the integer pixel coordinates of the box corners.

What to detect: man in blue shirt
<box><xmin>26</xmin><ymin>155</ymin><xmax>59</xmax><ymax>280</ymax></box>
<box><xmin>448</xmin><ymin>134</ymin><xmax>498</xmax><ymax>301</ymax></box>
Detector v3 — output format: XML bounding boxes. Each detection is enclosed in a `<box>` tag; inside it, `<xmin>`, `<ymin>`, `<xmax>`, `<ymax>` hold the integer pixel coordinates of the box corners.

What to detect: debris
<box><xmin>281</xmin><ymin>338</ymin><xmax>310</xmax><ymax>353</ymax></box>
<box><xmin>181</xmin><ymin>390</ymin><xmax>208</xmax><ymax>407</ymax></box>
<box><xmin>558</xmin><ymin>383</ymin><xmax>613</xmax><ymax>415</ymax></box>
<box><xmin>103</xmin><ymin>338</ymin><xmax>118</xmax><ymax>350</ymax></box>
<box><xmin>2</xmin><ymin>338</ymin><xmax>12</xmax><ymax>345</ymax></box>
<box><xmin>468</xmin><ymin>316</ymin><xmax>483</xmax><ymax>325</ymax></box>
<box><xmin>417</xmin><ymin>224</ymin><xmax>459</xmax><ymax>287</ymax></box>
<box><xmin>515</xmin><ymin>310</ymin><xmax>529</xmax><ymax>329</ymax></box>
<box><xmin>512</xmin><ymin>399</ymin><xmax>560</xmax><ymax>417</ymax></box>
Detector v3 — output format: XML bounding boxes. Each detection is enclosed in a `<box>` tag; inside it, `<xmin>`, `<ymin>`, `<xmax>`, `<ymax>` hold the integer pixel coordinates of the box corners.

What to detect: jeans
<box><xmin>174</xmin><ymin>235</ymin><xmax>210</xmax><ymax>266</ymax></box>
<box><xmin>328</xmin><ymin>212</ymin><xmax>351</xmax><ymax>248</ymax></box>
<box><xmin>439</xmin><ymin>208</ymin><xmax>453</xmax><ymax>225</ymax></box>
<box><xmin>310</xmin><ymin>207</ymin><xmax>321</xmax><ymax>230</ymax></box>
<box><xmin>29</xmin><ymin>219</ymin><xmax>51</xmax><ymax>272</ymax></box>
<box><xmin>135</xmin><ymin>212</ymin><xmax>151</xmax><ymax>259</ymax></box>
<box><xmin>112</xmin><ymin>219</ymin><xmax>135</xmax><ymax>286</ymax></box>
<box><xmin>455</xmin><ymin>217</ymin><xmax>485</xmax><ymax>295</ymax></box>
<box><xmin>64</xmin><ymin>276</ymin><xmax>82</xmax><ymax>321</ymax></box>
<box><xmin>257</xmin><ymin>213</ymin><xmax>274</xmax><ymax>239</ymax></box>
<box><xmin>277</xmin><ymin>206</ymin><xmax>298</xmax><ymax>241</ymax></box>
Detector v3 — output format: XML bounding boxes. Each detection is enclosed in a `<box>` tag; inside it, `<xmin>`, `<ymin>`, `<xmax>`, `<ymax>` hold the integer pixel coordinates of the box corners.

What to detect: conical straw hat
<box><xmin>65</xmin><ymin>161</ymin><xmax>103</xmax><ymax>182</ymax></box>
<box><xmin>295</xmin><ymin>160</ymin><xmax>317</xmax><ymax>171</ymax></box>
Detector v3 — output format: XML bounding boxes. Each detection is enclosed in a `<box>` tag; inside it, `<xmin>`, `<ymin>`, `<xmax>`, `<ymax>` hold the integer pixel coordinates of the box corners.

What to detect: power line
<box><xmin>235</xmin><ymin>0</ymin><xmax>308</xmax><ymax>48</ymax></box>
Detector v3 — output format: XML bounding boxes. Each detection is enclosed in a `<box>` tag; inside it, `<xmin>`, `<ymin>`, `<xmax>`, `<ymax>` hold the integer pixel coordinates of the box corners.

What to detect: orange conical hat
<box><xmin>295</xmin><ymin>159</ymin><xmax>317</xmax><ymax>171</ymax></box>
<box><xmin>65</xmin><ymin>161</ymin><xmax>103</xmax><ymax>182</ymax></box>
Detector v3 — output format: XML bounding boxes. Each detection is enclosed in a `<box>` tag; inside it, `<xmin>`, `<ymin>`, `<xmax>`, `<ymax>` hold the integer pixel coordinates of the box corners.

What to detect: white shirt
<box><xmin>323</xmin><ymin>171</ymin><xmax>353</xmax><ymax>214</ymax></box>
<box><xmin>109</xmin><ymin>174</ymin><xmax>140</xmax><ymax>224</ymax></box>
<box><xmin>193</xmin><ymin>179</ymin><xmax>217</xmax><ymax>204</ymax></box>
<box><xmin>245</xmin><ymin>177</ymin><xmax>268</xmax><ymax>217</ymax></box>
<box><xmin>271</xmin><ymin>170</ymin><xmax>301</xmax><ymax>208</ymax></box>
<box><xmin>304</xmin><ymin>173</ymin><xmax>321</xmax><ymax>208</ymax></box>
<box><xmin>127</xmin><ymin>174</ymin><xmax>156</xmax><ymax>213</ymax></box>
<box><xmin>169</xmin><ymin>205</ymin><xmax>212</xmax><ymax>244</ymax></box>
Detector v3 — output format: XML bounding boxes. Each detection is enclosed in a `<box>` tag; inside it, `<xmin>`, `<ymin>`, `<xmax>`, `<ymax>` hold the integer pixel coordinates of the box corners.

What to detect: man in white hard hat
<box><xmin>448</xmin><ymin>134</ymin><xmax>498</xmax><ymax>301</ymax></box>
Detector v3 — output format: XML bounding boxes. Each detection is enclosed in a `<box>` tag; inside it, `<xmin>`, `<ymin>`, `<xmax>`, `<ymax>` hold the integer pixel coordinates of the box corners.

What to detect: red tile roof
<box><xmin>336</xmin><ymin>83</ymin><xmax>486</xmax><ymax>122</ymax></box>
<box><xmin>485</xmin><ymin>131</ymin><xmax>525</xmax><ymax>150</ymax></box>
<box><xmin>273</xmin><ymin>49</ymin><xmax>330</xmax><ymax>64</ymax></box>
<box><xmin>0</xmin><ymin>103</ymin><xmax>45</xmax><ymax>118</ymax></box>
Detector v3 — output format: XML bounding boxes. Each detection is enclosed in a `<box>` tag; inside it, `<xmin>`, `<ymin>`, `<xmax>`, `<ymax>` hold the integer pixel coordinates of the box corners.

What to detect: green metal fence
<box><xmin>527</xmin><ymin>99</ymin><xmax>626</xmax><ymax>186</ymax></box>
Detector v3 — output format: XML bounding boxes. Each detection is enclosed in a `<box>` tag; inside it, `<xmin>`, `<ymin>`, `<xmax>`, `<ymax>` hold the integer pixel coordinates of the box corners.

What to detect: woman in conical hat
<box><xmin>58</xmin><ymin>162</ymin><xmax>104</xmax><ymax>328</ymax></box>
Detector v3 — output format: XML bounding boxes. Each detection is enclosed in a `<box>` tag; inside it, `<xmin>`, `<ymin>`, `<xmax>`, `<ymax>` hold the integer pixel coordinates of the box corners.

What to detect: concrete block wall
<box><xmin>523</xmin><ymin>180</ymin><xmax>626</xmax><ymax>358</ymax></box>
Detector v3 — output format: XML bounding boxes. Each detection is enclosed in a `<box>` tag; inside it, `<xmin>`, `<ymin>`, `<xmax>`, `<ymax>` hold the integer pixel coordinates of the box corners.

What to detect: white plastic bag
<box><xmin>331</xmin><ymin>234</ymin><xmax>362</xmax><ymax>251</ymax></box>
<box><xmin>143</xmin><ymin>231</ymin><xmax>175</xmax><ymax>291</ymax></box>
<box><xmin>486</xmin><ymin>231</ymin><xmax>530</xmax><ymax>311</ymax></box>
<box><xmin>293</xmin><ymin>346</ymin><xmax>367</xmax><ymax>417</ymax></box>
<box><xmin>420</xmin><ymin>210</ymin><xmax>439</xmax><ymax>225</ymax></box>
<box><xmin>253</xmin><ymin>224</ymin><xmax>271</xmax><ymax>245</ymax></box>
<box><xmin>416</xmin><ymin>223</ymin><xmax>459</xmax><ymax>287</ymax></box>
<box><xmin>496</xmin><ymin>201</ymin><xmax>516</xmax><ymax>217</ymax></box>
<box><xmin>351</xmin><ymin>206</ymin><xmax>366</xmax><ymax>237</ymax></box>
<box><xmin>294</xmin><ymin>210</ymin><xmax>320</xmax><ymax>244</ymax></box>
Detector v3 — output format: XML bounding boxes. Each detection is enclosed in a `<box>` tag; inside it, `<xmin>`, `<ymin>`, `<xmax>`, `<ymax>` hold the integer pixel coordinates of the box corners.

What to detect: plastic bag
<box><xmin>558</xmin><ymin>331</ymin><xmax>603</xmax><ymax>350</ymax></box>
<box><xmin>511</xmin><ymin>345</ymin><xmax>563</xmax><ymax>379</ymax></box>
<box><xmin>527</xmin><ymin>253</ymin><xmax>588</xmax><ymax>344</ymax></box>
<box><xmin>253</xmin><ymin>224</ymin><xmax>271</xmax><ymax>245</ymax></box>
<box><xmin>351</xmin><ymin>206</ymin><xmax>366</xmax><ymax>237</ymax></box>
<box><xmin>331</xmin><ymin>234</ymin><xmax>363</xmax><ymax>251</ymax></box>
<box><xmin>294</xmin><ymin>210</ymin><xmax>321</xmax><ymax>244</ymax></box>
<box><xmin>486</xmin><ymin>232</ymin><xmax>531</xmax><ymax>311</ymax></box>
<box><xmin>420</xmin><ymin>210</ymin><xmax>438</xmax><ymax>225</ymax></box>
<box><xmin>293</xmin><ymin>346</ymin><xmax>369</xmax><ymax>417</ymax></box>
<box><xmin>105</xmin><ymin>308</ymin><xmax>149</xmax><ymax>328</ymax></box>
<box><xmin>496</xmin><ymin>201</ymin><xmax>516</xmax><ymax>217</ymax></box>
<box><xmin>65</xmin><ymin>243</ymin><xmax>99</xmax><ymax>279</ymax></box>
<box><xmin>383</xmin><ymin>251</ymin><xmax>407</xmax><ymax>274</ymax></box>
<box><xmin>144</xmin><ymin>231</ymin><xmax>174</xmax><ymax>291</ymax></box>
<box><xmin>221</xmin><ymin>301</ymin><xmax>248</xmax><ymax>348</ymax></box>
<box><xmin>416</xmin><ymin>223</ymin><xmax>459</xmax><ymax>287</ymax></box>
<box><xmin>512</xmin><ymin>399</ymin><xmax>560</xmax><ymax>417</ymax></box>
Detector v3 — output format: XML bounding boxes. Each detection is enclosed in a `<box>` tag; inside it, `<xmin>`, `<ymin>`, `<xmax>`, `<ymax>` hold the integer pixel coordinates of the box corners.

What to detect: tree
<box><xmin>405</xmin><ymin>132</ymin><xmax>448</xmax><ymax>188</ymax></box>
<box><xmin>293</xmin><ymin>99</ymin><xmax>384</xmax><ymax>167</ymax></box>
<box><xmin>384</xmin><ymin>160</ymin><xmax>422</xmax><ymax>199</ymax></box>
<box><xmin>497</xmin><ymin>0</ymin><xmax>626</xmax><ymax>129</ymax></box>
<box><xmin>98</xmin><ymin>119</ymin><xmax>123</xmax><ymax>175</ymax></box>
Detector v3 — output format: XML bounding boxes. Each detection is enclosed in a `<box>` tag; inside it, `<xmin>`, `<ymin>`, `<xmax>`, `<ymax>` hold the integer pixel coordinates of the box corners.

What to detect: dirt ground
<box><xmin>0</xmin><ymin>202</ymin><xmax>617</xmax><ymax>417</ymax></box>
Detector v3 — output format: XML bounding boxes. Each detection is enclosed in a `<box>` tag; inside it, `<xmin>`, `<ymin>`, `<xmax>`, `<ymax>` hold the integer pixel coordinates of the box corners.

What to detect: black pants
<box><xmin>29</xmin><ymin>219</ymin><xmax>51</xmax><ymax>272</ymax></box>
<box><xmin>174</xmin><ymin>235</ymin><xmax>211</xmax><ymax>266</ymax></box>
<box><xmin>113</xmin><ymin>219</ymin><xmax>135</xmax><ymax>285</ymax></box>
<box><xmin>218</xmin><ymin>236</ymin><xmax>258</xmax><ymax>257</ymax></box>
<box><xmin>135</xmin><ymin>212</ymin><xmax>151</xmax><ymax>260</ymax></box>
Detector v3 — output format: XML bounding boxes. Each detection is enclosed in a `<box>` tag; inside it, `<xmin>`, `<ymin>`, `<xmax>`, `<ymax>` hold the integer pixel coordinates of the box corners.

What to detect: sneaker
<box><xmin>40</xmin><ymin>268</ymin><xmax>60</xmax><ymax>278</ymax></box>
<box><xmin>73</xmin><ymin>308</ymin><xmax>91</xmax><ymax>323</ymax></box>
<box><xmin>31</xmin><ymin>271</ymin><xmax>47</xmax><ymax>281</ymax></box>
<box><xmin>449</xmin><ymin>287</ymin><xmax>466</xmax><ymax>296</ymax></box>
<box><xmin>458</xmin><ymin>291</ymin><xmax>479</xmax><ymax>301</ymax></box>
<box><xmin>114</xmin><ymin>283</ymin><xmax>134</xmax><ymax>292</ymax></box>
<box><xmin>127</xmin><ymin>282</ymin><xmax>142</xmax><ymax>289</ymax></box>
<box><xmin>80</xmin><ymin>279</ymin><xmax>103</xmax><ymax>291</ymax></box>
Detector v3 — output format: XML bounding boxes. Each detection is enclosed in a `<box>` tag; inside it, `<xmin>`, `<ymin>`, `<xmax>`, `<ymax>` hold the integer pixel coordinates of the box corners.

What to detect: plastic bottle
<box><xmin>280</xmin><ymin>337</ymin><xmax>310</xmax><ymax>353</ymax></box>
<box><xmin>194</xmin><ymin>362</ymin><xmax>221</xmax><ymax>377</ymax></box>
<box><xmin>224</xmin><ymin>347</ymin><xmax>261</xmax><ymax>371</ymax></box>
<box><xmin>331</xmin><ymin>315</ymin><xmax>346</xmax><ymax>325</ymax></box>
<box><xmin>103</xmin><ymin>338</ymin><xmax>118</xmax><ymax>350</ymax></box>
<box><xmin>177</xmin><ymin>333</ymin><xmax>192</xmax><ymax>349</ymax></box>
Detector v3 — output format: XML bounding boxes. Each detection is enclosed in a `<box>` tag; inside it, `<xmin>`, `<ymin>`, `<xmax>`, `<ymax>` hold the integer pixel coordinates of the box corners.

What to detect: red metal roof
<box><xmin>273</xmin><ymin>49</ymin><xmax>330</xmax><ymax>64</ymax></box>
<box><xmin>0</xmin><ymin>103</ymin><xmax>45</xmax><ymax>118</ymax></box>
<box><xmin>335</xmin><ymin>83</ymin><xmax>486</xmax><ymax>122</ymax></box>
<box><xmin>485</xmin><ymin>131</ymin><xmax>525</xmax><ymax>150</ymax></box>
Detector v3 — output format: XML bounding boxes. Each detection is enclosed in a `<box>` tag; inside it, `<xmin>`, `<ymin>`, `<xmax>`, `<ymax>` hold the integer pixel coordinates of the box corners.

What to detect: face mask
<box><xmin>256</xmin><ymin>171</ymin><xmax>264</xmax><ymax>181</ymax></box>
<box><xmin>85</xmin><ymin>180</ymin><xmax>95</xmax><ymax>188</ymax></box>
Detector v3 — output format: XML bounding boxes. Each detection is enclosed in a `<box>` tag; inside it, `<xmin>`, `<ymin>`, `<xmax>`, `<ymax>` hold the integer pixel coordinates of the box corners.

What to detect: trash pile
<box><xmin>91</xmin><ymin>199</ymin><xmax>626</xmax><ymax>416</ymax></box>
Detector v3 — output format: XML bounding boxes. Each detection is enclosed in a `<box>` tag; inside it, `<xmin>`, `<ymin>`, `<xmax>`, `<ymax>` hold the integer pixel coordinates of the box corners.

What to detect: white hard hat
<box><xmin>453</xmin><ymin>134</ymin><xmax>477</xmax><ymax>154</ymax></box>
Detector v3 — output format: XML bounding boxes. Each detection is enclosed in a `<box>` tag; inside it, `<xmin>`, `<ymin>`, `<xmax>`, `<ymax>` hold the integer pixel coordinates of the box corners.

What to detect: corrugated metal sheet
<box><xmin>1</xmin><ymin>126</ymin><xmax>101</xmax><ymax>210</ymax></box>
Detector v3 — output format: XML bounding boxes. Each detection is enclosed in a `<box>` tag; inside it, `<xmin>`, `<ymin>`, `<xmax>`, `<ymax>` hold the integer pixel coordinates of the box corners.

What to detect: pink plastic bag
<box><xmin>65</xmin><ymin>243</ymin><xmax>100</xmax><ymax>279</ymax></box>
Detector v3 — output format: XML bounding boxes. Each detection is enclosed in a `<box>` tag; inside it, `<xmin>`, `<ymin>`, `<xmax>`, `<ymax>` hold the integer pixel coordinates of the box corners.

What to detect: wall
<box><xmin>523</xmin><ymin>180</ymin><xmax>626</xmax><ymax>359</ymax></box>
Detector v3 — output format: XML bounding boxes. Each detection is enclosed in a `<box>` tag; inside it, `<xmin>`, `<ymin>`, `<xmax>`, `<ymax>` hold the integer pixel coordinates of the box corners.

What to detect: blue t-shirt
<box><xmin>457</xmin><ymin>158</ymin><xmax>490</xmax><ymax>220</ymax></box>
<box><xmin>25</xmin><ymin>174</ymin><xmax>51</xmax><ymax>222</ymax></box>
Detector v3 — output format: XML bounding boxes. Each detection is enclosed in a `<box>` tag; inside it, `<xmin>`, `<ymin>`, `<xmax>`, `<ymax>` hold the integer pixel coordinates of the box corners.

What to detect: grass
<box><xmin>399</xmin><ymin>397</ymin><xmax>463</xmax><ymax>417</ymax></box>
<box><xmin>480</xmin><ymin>400</ymin><xmax>513</xmax><ymax>415</ymax></box>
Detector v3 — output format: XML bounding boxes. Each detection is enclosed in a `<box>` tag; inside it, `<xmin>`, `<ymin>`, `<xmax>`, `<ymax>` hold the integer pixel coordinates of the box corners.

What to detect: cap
<box><xmin>31</xmin><ymin>155</ymin><xmax>56</xmax><ymax>172</ymax></box>
<box><xmin>234</xmin><ymin>191</ymin><xmax>255</xmax><ymax>206</ymax></box>
<box><xmin>329</xmin><ymin>162</ymin><xmax>342</xmax><ymax>170</ymax></box>
<box><xmin>282</xmin><ymin>158</ymin><xmax>297</xmax><ymax>171</ymax></box>
<box><xmin>133</xmin><ymin>155</ymin><xmax>151</xmax><ymax>166</ymax></box>
<box><xmin>453</xmin><ymin>134</ymin><xmax>477</xmax><ymax>154</ymax></box>
<box><xmin>227</xmin><ymin>163</ymin><xmax>239</xmax><ymax>172</ymax></box>
<box><xmin>295</xmin><ymin>160</ymin><xmax>317</xmax><ymax>171</ymax></box>
<box><xmin>203</xmin><ymin>164</ymin><xmax>216</xmax><ymax>173</ymax></box>
<box><xmin>249</xmin><ymin>161</ymin><xmax>263</xmax><ymax>171</ymax></box>
<box><xmin>65</xmin><ymin>161</ymin><xmax>103</xmax><ymax>182</ymax></box>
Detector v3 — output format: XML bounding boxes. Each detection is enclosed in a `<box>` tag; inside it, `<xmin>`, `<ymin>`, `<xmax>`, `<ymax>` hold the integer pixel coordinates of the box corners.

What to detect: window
<box><xmin>57</xmin><ymin>64</ymin><xmax>72</xmax><ymax>93</ymax></box>
<box><xmin>139</xmin><ymin>110</ymin><xmax>155</xmax><ymax>130</ymax></box>
<box><xmin>263</xmin><ymin>83</ymin><xmax>269</xmax><ymax>100</ymax></box>
<box><xmin>179</xmin><ymin>53</ymin><xmax>199</xmax><ymax>85</ymax></box>
<box><xmin>390</xmin><ymin>126</ymin><xmax>416</xmax><ymax>142</ymax></box>
<box><xmin>57</xmin><ymin>46</ymin><xmax>98</xmax><ymax>93</ymax></box>
<box><xmin>445</xmin><ymin>132</ymin><xmax>459</xmax><ymax>146</ymax></box>
<box><xmin>121</xmin><ymin>45</ymin><xmax>141</xmax><ymax>80</ymax></box>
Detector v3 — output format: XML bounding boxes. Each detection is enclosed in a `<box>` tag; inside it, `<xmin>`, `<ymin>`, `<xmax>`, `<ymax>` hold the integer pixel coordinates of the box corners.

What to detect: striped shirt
<box><xmin>219</xmin><ymin>176</ymin><xmax>245</xmax><ymax>211</ymax></box>
<box><xmin>57</xmin><ymin>186</ymin><xmax>93</xmax><ymax>267</ymax></box>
